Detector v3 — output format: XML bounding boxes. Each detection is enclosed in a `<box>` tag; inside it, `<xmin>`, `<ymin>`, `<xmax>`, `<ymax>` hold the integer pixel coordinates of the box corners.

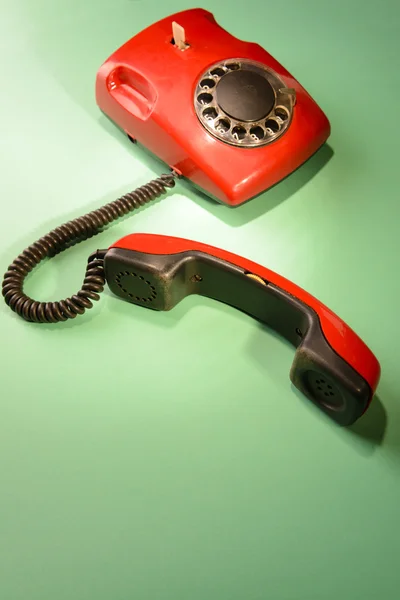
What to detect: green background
<box><xmin>1</xmin><ymin>1</ymin><xmax>399</xmax><ymax>598</ymax></box>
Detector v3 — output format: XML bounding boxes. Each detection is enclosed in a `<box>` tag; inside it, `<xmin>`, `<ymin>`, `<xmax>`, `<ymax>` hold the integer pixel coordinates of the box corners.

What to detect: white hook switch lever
<box><xmin>172</xmin><ymin>21</ymin><xmax>189</xmax><ymax>50</ymax></box>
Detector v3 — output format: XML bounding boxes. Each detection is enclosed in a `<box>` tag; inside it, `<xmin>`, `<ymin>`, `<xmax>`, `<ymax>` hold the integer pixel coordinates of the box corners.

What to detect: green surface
<box><xmin>1</xmin><ymin>1</ymin><xmax>399</xmax><ymax>598</ymax></box>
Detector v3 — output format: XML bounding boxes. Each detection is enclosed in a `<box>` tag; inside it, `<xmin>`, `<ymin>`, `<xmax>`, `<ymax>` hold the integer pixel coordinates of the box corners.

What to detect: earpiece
<box><xmin>103</xmin><ymin>233</ymin><xmax>380</xmax><ymax>426</ymax></box>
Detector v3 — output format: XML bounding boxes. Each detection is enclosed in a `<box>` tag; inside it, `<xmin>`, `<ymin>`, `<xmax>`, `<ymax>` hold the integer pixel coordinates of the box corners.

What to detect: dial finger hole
<box><xmin>200</xmin><ymin>78</ymin><xmax>216</xmax><ymax>90</ymax></box>
<box><xmin>216</xmin><ymin>118</ymin><xmax>231</xmax><ymax>133</ymax></box>
<box><xmin>265</xmin><ymin>118</ymin><xmax>280</xmax><ymax>134</ymax></box>
<box><xmin>250</xmin><ymin>126</ymin><xmax>264</xmax><ymax>141</ymax></box>
<box><xmin>232</xmin><ymin>125</ymin><xmax>246</xmax><ymax>141</ymax></box>
<box><xmin>210</xmin><ymin>67</ymin><xmax>226</xmax><ymax>78</ymax></box>
<box><xmin>226</xmin><ymin>62</ymin><xmax>240</xmax><ymax>70</ymax></box>
<box><xmin>275</xmin><ymin>106</ymin><xmax>289</xmax><ymax>122</ymax></box>
<box><xmin>197</xmin><ymin>93</ymin><xmax>213</xmax><ymax>106</ymax></box>
<box><xmin>203</xmin><ymin>107</ymin><xmax>218</xmax><ymax>121</ymax></box>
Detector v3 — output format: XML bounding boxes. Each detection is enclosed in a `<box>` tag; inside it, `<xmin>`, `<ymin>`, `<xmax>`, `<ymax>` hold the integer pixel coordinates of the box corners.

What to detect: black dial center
<box><xmin>216</xmin><ymin>70</ymin><xmax>275</xmax><ymax>123</ymax></box>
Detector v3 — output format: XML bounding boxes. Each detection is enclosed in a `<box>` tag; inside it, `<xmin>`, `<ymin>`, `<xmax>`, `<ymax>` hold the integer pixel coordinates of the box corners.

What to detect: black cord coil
<box><xmin>2</xmin><ymin>173</ymin><xmax>176</xmax><ymax>323</ymax></box>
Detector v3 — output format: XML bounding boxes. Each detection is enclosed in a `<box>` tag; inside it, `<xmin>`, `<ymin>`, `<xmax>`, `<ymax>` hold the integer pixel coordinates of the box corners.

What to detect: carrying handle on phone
<box><xmin>106</xmin><ymin>66</ymin><xmax>157</xmax><ymax>120</ymax></box>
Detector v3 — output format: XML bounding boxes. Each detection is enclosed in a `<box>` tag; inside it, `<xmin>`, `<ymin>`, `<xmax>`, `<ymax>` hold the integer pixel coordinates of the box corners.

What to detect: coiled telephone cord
<box><xmin>2</xmin><ymin>173</ymin><xmax>176</xmax><ymax>323</ymax></box>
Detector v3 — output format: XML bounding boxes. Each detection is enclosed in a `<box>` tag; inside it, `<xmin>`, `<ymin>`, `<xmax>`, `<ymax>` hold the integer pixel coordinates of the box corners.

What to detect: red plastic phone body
<box><xmin>109</xmin><ymin>233</ymin><xmax>380</xmax><ymax>399</ymax></box>
<box><xmin>96</xmin><ymin>8</ymin><xmax>331</xmax><ymax>206</ymax></box>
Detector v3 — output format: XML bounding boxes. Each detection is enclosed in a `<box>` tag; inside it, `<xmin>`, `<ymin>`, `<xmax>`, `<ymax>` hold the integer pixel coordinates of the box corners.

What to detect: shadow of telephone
<box><xmin>1</xmin><ymin>9</ymin><xmax>381</xmax><ymax>428</ymax></box>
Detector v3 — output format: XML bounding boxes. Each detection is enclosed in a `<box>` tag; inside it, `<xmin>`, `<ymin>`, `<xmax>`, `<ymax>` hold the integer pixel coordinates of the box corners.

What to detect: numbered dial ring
<box><xmin>194</xmin><ymin>59</ymin><xmax>295</xmax><ymax>148</ymax></box>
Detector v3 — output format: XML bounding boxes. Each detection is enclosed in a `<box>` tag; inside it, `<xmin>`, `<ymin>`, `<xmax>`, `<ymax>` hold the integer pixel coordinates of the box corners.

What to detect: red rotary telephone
<box><xmin>96</xmin><ymin>8</ymin><xmax>330</xmax><ymax>206</ymax></box>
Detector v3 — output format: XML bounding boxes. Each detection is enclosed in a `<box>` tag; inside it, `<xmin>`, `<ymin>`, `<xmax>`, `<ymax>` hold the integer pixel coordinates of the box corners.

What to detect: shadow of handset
<box><xmin>349</xmin><ymin>395</ymin><xmax>387</xmax><ymax>446</ymax></box>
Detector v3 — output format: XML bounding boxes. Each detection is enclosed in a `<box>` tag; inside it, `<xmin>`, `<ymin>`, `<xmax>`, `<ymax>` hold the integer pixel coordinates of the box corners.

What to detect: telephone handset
<box><xmin>103</xmin><ymin>233</ymin><xmax>379</xmax><ymax>426</ymax></box>
<box><xmin>96</xmin><ymin>8</ymin><xmax>330</xmax><ymax>206</ymax></box>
